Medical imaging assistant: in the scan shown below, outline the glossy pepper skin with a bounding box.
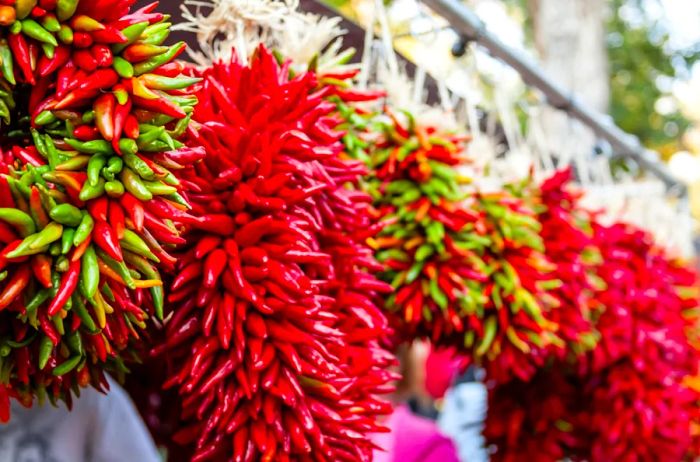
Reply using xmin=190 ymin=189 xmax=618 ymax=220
xmin=0 ymin=0 xmax=200 ymax=421
xmin=153 ymin=47 xmax=395 ymax=462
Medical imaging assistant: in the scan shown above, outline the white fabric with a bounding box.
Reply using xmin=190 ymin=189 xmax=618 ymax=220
xmin=0 ymin=378 xmax=159 ymax=462
xmin=438 ymin=382 xmax=489 ymax=462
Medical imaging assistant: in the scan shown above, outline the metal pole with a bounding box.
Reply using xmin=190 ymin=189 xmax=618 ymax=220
xmin=422 ymin=0 xmax=686 ymax=196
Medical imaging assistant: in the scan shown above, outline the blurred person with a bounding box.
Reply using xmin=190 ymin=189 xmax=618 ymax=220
xmin=0 ymin=376 xmax=160 ymax=462
xmin=372 ymin=342 xmax=460 ymax=462
xmin=438 ymin=366 xmax=489 ymax=462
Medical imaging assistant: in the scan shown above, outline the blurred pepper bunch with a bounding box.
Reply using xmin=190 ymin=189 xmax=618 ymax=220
xmin=484 ymin=174 xmax=700 ymax=462
xmin=335 ymin=101 xmax=569 ymax=382
xmin=0 ymin=0 xmax=199 ymax=419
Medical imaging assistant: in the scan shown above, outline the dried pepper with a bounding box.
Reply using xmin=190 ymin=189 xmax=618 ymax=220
xmin=157 ymin=47 xmax=394 ymax=462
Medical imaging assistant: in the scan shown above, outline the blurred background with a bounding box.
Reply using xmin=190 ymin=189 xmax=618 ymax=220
xmin=317 ymin=0 xmax=700 ymax=208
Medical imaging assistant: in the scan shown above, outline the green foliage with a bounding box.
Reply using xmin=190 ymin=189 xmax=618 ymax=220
xmin=607 ymin=0 xmax=700 ymax=153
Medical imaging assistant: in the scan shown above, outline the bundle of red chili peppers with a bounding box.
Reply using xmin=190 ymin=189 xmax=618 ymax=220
xmin=484 ymin=172 xmax=700 ymax=462
xmin=0 ymin=0 xmax=200 ymax=419
xmin=154 ymin=47 xmax=394 ymax=462
xmin=335 ymin=101 xmax=569 ymax=382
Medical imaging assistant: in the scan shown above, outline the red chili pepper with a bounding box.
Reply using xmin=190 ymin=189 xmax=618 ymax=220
xmin=7 ymin=33 xmax=34 ymax=84
xmin=73 ymin=49 xmax=98 ymax=71
xmin=108 ymin=201 xmax=126 ymax=240
xmin=87 ymin=197 xmax=109 ymax=222
xmin=91 ymin=44 xmax=113 ymax=67
xmin=38 ymin=313 xmax=60 ymax=345
xmin=47 ymin=258 xmax=80 ymax=316
xmin=132 ymin=94 xmax=186 ymax=119
xmin=112 ymin=99 xmax=132 ymax=152
xmin=93 ymin=220 xmax=123 ymax=262
xmin=0 ymin=264 xmax=30 ymax=310
xmin=31 ymin=254 xmax=53 ymax=288
xmin=120 ymin=193 xmax=144 ymax=231
xmin=38 ymin=45 xmax=70 ymax=77
xmin=73 ymin=124 xmax=99 ymax=141
xmin=94 ymin=93 xmax=116 ymax=141
xmin=203 ymin=249 xmax=227 ymax=289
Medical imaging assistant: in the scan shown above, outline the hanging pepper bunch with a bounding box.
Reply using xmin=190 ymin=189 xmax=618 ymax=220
xmin=571 ymin=221 xmax=700 ymax=461
xmin=0 ymin=0 xmax=199 ymax=418
xmin=459 ymin=188 xmax=562 ymax=383
xmin=484 ymin=218 xmax=700 ymax=461
xmin=483 ymin=365 xmax=588 ymax=462
xmin=531 ymin=169 xmax=601 ymax=360
xmin=158 ymin=46 xmax=394 ymax=462
xmin=332 ymin=99 xmax=565 ymax=381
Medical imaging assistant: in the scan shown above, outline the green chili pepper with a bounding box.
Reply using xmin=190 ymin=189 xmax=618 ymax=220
xmin=52 ymin=312 xmax=65 ymax=336
xmin=49 ymin=242 xmax=61 ymax=256
xmin=0 ymin=208 xmax=36 ymax=236
xmin=164 ymin=192 xmax=188 ymax=208
xmin=55 ymin=255 xmax=69 ymax=272
xmin=87 ymin=154 xmax=107 ymax=186
xmin=138 ymin=25 xmax=170 ymax=47
xmin=65 ymin=331 xmax=83 ymax=356
xmin=49 ymin=203 xmax=83 ymax=227
xmin=60 ymin=228 xmax=74 ymax=254
xmin=82 ymin=110 xmax=95 ymax=124
xmin=106 ymin=156 xmax=123 ymax=174
xmin=133 ymin=41 xmax=184 ymax=75
xmin=72 ymin=295 xmax=97 ymax=333
xmin=81 ymin=245 xmax=99 ymax=299
xmin=56 ymin=0 xmax=79 ymax=21
xmin=105 ymin=180 xmax=125 ymax=198
xmin=96 ymin=248 xmax=136 ymax=290
xmin=25 ymin=289 xmax=50 ymax=313
xmin=79 ymin=178 xmax=105 ymax=201
xmin=41 ymin=13 xmax=61 ymax=33
xmin=123 ymin=251 xmax=162 ymax=318
xmin=21 ymin=19 xmax=58 ymax=46
xmin=112 ymin=22 xmax=149 ymax=53
xmin=73 ymin=214 xmax=94 ymax=247
xmin=52 ymin=355 xmax=82 ymax=376
xmin=138 ymin=140 xmax=169 ymax=152
xmin=120 ymin=229 xmax=158 ymax=261
xmin=135 ymin=126 xmax=165 ymax=147
xmin=27 ymin=222 xmax=63 ymax=249
xmin=56 ymin=155 xmax=90 ymax=171
xmin=112 ymin=56 xmax=134 ymax=78
xmin=143 ymin=180 xmax=176 ymax=196
xmin=38 ymin=336 xmax=54 ymax=370
xmin=122 ymin=151 xmax=155 ymax=180
xmin=64 ymin=138 xmax=113 ymax=155
xmin=42 ymin=43 xmax=55 ymax=59
xmin=121 ymin=169 xmax=152 ymax=201
xmin=57 ymin=24 xmax=73 ymax=44
xmin=140 ymin=74 xmax=201 ymax=90
xmin=0 ymin=41 xmax=16 ymax=86
xmin=118 ymin=138 xmax=138 ymax=156
xmin=101 ymin=283 xmax=115 ymax=303
xmin=30 ymin=128 xmax=48 ymax=158
xmin=6 ymin=332 xmax=36 ymax=348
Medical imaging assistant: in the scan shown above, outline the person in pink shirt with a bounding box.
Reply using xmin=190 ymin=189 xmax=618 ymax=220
xmin=372 ymin=343 xmax=461 ymax=462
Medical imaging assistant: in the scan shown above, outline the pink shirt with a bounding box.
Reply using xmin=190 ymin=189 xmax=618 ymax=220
xmin=373 ymin=405 xmax=460 ymax=462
